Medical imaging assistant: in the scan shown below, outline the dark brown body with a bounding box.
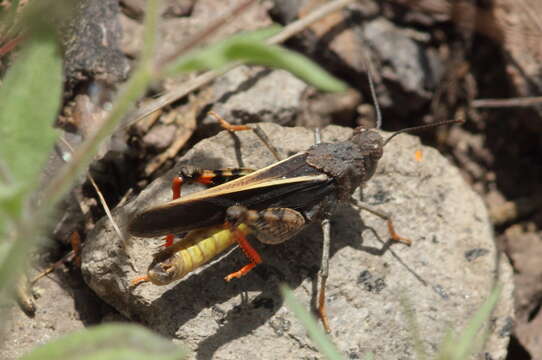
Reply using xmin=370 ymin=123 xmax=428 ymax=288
xmin=128 ymin=128 xmax=384 ymax=239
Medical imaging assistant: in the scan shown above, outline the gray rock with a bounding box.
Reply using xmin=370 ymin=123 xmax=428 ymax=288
xmin=361 ymin=18 xmax=441 ymax=110
xmin=208 ymin=66 xmax=308 ymax=126
xmin=81 ymin=123 xmax=513 ymax=359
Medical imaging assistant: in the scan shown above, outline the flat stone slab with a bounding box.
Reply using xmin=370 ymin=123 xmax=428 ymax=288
xmin=81 ymin=123 xmax=513 ymax=359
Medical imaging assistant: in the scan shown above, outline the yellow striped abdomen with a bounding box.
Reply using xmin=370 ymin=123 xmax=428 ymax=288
xmin=147 ymin=224 xmax=249 ymax=285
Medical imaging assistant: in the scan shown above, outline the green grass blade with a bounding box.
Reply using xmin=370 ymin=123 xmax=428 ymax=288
xmin=400 ymin=295 xmax=428 ymax=360
xmin=437 ymin=284 xmax=502 ymax=360
xmin=20 ymin=323 xmax=188 ymax=360
xmin=226 ymin=41 xmax=346 ymax=92
xmin=165 ymin=26 xmax=282 ymax=72
xmin=165 ymin=26 xmax=346 ymax=92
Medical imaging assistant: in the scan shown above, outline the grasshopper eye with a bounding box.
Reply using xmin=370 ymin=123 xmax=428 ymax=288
xmin=351 ymin=129 xmax=384 ymax=160
xmin=370 ymin=142 xmax=383 ymax=160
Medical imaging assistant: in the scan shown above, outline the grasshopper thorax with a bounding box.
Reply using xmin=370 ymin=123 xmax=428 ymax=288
xmin=305 ymin=127 xmax=384 ymax=201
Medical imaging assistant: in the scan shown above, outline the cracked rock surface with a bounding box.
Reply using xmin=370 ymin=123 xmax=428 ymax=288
xmin=82 ymin=123 xmax=513 ymax=359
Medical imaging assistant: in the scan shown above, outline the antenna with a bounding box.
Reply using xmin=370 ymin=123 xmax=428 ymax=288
xmin=362 ymin=53 xmax=382 ymax=130
xmin=383 ymin=118 xmax=464 ymax=147
xmin=361 ymin=48 xmax=463 ymax=143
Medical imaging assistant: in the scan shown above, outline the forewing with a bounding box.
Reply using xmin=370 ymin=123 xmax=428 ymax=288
xmin=128 ymin=152 xmax=332 ymax=237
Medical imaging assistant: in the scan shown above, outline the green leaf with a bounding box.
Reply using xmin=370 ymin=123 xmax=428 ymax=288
xmin=280 ymin=285 xmax=345 ymax=360
xmin=19 ymin=0 xmax=76 ymax=37
xmin=400 ymin=294 xmax=428 ymax=360
xmin=0 ymin=32 xmax=62 ymax=307
xmin=228 ymin=41 xmax=346 ymax=92
xmin=0 ymin=33 xmax=62 ymax=188
xmin=166 ymin=27 xmax=346 ymax=92
xmin=0 ymin=183 xmax=26 ymax=220
xmin=21 ymin=323 xmax=188 ymax=360
xmin=0 ymin=242 xmax=10 ymax=267
xmin=166 ymin=26 xmax=281 ymax=72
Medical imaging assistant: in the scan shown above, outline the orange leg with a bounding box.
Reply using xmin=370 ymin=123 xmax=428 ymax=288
xmin=70 ymin=232 xmax=82 ymax=268
xmin=30 ymin=232 xmax=82 ymax=286
xmin=351 ymin=199 xmax=412 ymax=246
xmin=208 ymin=111 xmax=282 ymax=161
xmin=208 ymin=111 xmax=252 ymax=132
xmin=192 ymin=171 xmax=220 ymax=185
xmin=164 ymin=234 xmax=175 ymax=247
xmin=386 ymin=220 xmax=411 ymax=245
xmin=163 ymin=176 xmax=184 ymax=247
xmin=131 ymin=275 xmax=150 ymax=287
xmin=171 ymin=176 xmax=183 ymax=199
xmin=318 ymin=284 xmax=331 ymax=333
xmin=318 ymin=218 xmax=332 ymax=332
xmin=224 ymin=225 xmax=262 ymax=281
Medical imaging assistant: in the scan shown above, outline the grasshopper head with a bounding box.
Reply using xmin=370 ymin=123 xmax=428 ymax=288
xmin=350 ymin=118 xmax=464 ymax=183
xmin=351 ymin=127 xmax=384 ymax=182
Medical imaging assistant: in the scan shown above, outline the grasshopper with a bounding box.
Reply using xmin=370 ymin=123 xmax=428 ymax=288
xmin=128 ymin=110 xmax=461 ymax=331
